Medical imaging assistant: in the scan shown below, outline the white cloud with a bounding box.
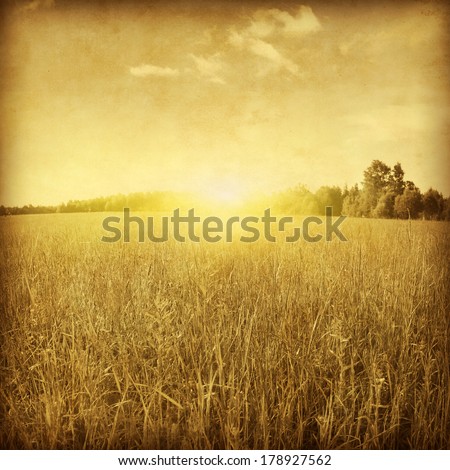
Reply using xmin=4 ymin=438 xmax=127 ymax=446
xmin=129 ymin=64 xmax=179 ymax=78
xmin=228 ymin=30 xmax=246 ymax=48
xmin=277 ymin=5 xmax=322 ymax=35
xmin=248 ymin=39 xmax=300 ymax=76
xmin=229 ymin=33 xmax=300 ymax=77
xmin=190 ymin=54 xmax=226 ymax=84
xmin=228 ymin=5 xmax=320 ymax=78
xmin=246 ymin=5 xmax=322 ymax=38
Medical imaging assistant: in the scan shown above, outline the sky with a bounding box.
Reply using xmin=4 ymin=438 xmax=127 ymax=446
xmin=1 ymin=0 xmax=449 ymax=206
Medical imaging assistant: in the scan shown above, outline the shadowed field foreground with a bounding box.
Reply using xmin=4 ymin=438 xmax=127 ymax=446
xmin=0 ymin=214 xmax=449 ymax=449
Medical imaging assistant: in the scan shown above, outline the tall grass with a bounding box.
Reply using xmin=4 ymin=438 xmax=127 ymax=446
xmin=0 ymin=214 xmax=449 ymax=449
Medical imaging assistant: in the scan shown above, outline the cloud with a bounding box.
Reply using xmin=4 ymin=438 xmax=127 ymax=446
xmin=229 ymin=33 xmax=301 ymax=77
xmin=248 ymin=39 xmax=300 ymax=76
xmin=229 ymin=30 xmax=246 ymax=48
xmin=247 ymin=5 xmax=322 ymax=38
xmin=129 ymin=64 xmax=179 ymax=78
xmin=190 ymin=54 xmax=226 ymax=84
xmin=276 ymin=5 xmax=322 ymax=35
xmin=228 ymin=5 xmax=320 ymax=78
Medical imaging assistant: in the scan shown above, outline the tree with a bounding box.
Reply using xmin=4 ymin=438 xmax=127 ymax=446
xmin=274 ymin=184 xmax=318 ymax=214
xmin=359 ymin=160 xmax=420 ymax=218
xmin=373 ymin=190 xmax=396 ymax=218
xmin=389 ymin=162 xmax=405 ymax=196
xmin=315 ymin=186 xmax=343 ymax=215
xmin=300 ymin=193 xmax=319 ymax=214
xmin=422 ymin=188 xmax=444 ymax=220
xmin=442 ymin=198 xmax=450 ymax=221
xmin=342 ymin=184 xmax=363 ymax=216
xmin=362 ymin=160 xmax=392 ymax=215
xmin=394 ymin=187 xmax=423 ymax=219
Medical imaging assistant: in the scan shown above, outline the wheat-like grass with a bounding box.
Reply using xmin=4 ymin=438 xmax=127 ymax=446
xmin=0 ymin=214 xmax=448 ymax=449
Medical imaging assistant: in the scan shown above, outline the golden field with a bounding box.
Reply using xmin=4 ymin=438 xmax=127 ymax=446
xmin=0 ymin=213 xmax=449 ymax=449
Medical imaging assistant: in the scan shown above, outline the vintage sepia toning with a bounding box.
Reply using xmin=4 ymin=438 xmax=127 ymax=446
xmin=0 ymin=0 xmax=449 ymax=450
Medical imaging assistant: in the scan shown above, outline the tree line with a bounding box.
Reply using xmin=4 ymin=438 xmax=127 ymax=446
xmin=272 ymin=160 xmax=449 ymax=220
xmin=1 ymin=160 xmax=449 ymax=220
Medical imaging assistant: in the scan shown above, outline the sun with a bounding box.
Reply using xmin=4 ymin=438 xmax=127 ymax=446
xmin=197 ymin=178 xmax=246 ymax=209
xmin=211 ymin=187 xmax=243 ymax=204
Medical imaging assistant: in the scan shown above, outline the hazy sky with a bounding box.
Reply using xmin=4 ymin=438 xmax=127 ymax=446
xmin=1 ymin=0 xmax=449 ymax=206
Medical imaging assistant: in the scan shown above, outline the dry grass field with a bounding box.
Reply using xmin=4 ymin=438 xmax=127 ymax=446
xmin=0 ymin=213 xmax=449 ymax=449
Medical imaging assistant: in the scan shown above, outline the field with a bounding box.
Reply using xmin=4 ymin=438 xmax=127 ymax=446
xmin=0 ymin=213 xmax=449 ymax=449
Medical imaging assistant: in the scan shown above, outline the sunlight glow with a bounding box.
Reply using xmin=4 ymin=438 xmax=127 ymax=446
xmin=197 ymin=179 xmax=247 ymax=209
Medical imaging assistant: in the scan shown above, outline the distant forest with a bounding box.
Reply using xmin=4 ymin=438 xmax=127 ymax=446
xmin=2 ymin=160 xmax=449 ymax=220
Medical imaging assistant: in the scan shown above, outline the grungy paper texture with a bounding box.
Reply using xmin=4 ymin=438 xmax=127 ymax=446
xmin=0 ymin=0 xmax=449 ymax=206
xmin=0 ymin=0 xmax=449 ymax=452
